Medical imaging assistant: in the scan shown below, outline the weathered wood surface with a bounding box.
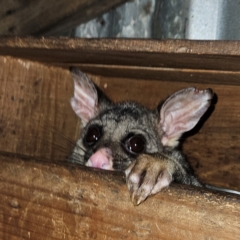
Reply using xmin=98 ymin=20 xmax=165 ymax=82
xmin=0 ymin=37 xmax=240 ymax=239
xmin=0 ymin=56 xmax=80 ymax=162
xmin=1 ymin=38 xmax=240 ymax=69
xmin=0 ymin=54 xmax=239 ymax=191
xmin=0 ymin=0 xmax=128 ymax=36
xmin=1 ymin=38 xmax=240 ymax=86
xmin=0 ymin=155 xmax=239 ymax=240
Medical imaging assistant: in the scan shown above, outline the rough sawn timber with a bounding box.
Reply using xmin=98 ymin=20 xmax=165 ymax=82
xmin=0 ymin=155 xmax=239 ymax=240
xmin=0 ymin=37 xmax=240 ymax=239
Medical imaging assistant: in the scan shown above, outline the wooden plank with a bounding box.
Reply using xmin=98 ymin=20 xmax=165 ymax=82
xmin=0 ymin=155 xmax=239 ymax=240
xmin=0 ymin=56 xmax=81 ymax=162
xmin=71 ymin=63 xmax=240 ymax=86
xmin=0 ymin=0 xmax=128 ymax=36
xmin=2 ymin=37 xmax=240 ymax=56
xmin=0 ymin=55 xmax=239 ymax=191
xmin=0 ymin=38 xmax=240 ymax=86
xmin=0 ymin=39 xmax=240 ymax=239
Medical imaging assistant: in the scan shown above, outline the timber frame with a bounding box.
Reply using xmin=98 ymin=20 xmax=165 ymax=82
xmin=0 ymin=37 xmax=239 ymax=239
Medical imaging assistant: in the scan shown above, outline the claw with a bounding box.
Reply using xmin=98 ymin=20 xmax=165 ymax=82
xmin=130 ymin=192 xmax=139 ymax=206
xmin=131 ymin=191 xmax=147 ymax=206
xmin=125 ymin=154 xmax=173 ymax=206
xmin=130 ymin=189 xmax=151 ymax=206
xmin=130 ymin=180 xmax=153 ymax=206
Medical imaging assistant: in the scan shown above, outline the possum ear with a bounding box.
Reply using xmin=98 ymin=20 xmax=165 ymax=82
xmin=159 ymin=87 xmax=213 ymax=147
xmin=70 ymin=67 xmax=112 ymax=126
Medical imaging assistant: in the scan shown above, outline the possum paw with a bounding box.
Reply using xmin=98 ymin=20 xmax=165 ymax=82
xmin=125 ymin=154 xmax=173 ymax=206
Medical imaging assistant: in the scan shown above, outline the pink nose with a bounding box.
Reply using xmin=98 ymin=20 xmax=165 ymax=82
xmin=86 ymin=148 xmax=113 ymax=170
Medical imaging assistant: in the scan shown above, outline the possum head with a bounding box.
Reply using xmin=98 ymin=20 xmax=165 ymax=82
xmin=69 ymin=68 xmax=161 ymax=170
xmin=69 ymin=67 xmax=213 ymax=173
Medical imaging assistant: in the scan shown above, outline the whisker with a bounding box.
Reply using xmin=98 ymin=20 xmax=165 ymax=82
xmin=68 ymin=151 xmax=85 ymax=163
xmin=73 ymin=142 xmax=87 ymax=153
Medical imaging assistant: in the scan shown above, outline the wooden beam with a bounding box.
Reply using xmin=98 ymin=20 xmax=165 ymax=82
xmin=0 ymin=155 xmax=239 ymax=240
xmin=0 ymin=37 xmax=240 ymax=239
xmin=2 ymin=37 xmax=240 ymax=56
xmin=0 ymin=56 xmax=80 ymax=163
xmin=0 ymin=0 xmax=129 ymax=36
xmin=72 ymin=63 xmax=240 ymax=86
xmin=0 ymin=38 xmax=240 ymax=86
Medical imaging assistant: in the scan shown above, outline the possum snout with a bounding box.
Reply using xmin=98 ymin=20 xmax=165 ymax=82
xmin=86 ymin=148 xmax=113 ymax=170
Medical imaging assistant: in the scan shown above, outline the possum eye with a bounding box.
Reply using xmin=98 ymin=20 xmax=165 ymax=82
xmin=125 ymin=135 xmax=145 ymax=155
xmin=85 ymin=126 xmax=102 ymax=145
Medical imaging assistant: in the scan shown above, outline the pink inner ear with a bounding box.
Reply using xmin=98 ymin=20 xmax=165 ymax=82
xmin=160 ymin=87 xmax=213 ymax=147
xmin=70 ymin=97 xmax=96 ymax=124
xmin=70 ymin=70 xmax=98 ymax=125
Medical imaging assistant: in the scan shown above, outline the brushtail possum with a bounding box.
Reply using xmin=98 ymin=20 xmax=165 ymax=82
xmin=68 ymin=67 xmax=214 ymax=205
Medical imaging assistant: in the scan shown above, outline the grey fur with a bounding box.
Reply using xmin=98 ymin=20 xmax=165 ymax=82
xmin=70 ymin=101 xmax=162 ymax=170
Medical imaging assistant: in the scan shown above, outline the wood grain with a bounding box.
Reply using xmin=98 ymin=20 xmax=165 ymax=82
xmin=0 ymin=38 xmax=240 ymax=239
xmin=1 ymin=38 xmax=240 ymax=85
xmin=0 ymin=0 xmax=128 ymax=36
xmin=0 ymin=56 xmax=80 ymax=162
xmin=0 ymin=155 xmax=239 ymax=240
xmin=74 ymin=63 xmax=240 ymax=86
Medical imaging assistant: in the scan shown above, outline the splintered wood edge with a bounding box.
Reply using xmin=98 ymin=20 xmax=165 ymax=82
xmin=0 ymin=155 xmax=239 ymax=239
xmin=0 ymin=37 xmax=240 ymax=55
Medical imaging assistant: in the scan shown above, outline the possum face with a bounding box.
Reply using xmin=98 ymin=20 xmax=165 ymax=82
xmin=70 ymin=102 xmax=162 ymax=171
xmin=69 ymin=67 xmax=213 ymax=173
